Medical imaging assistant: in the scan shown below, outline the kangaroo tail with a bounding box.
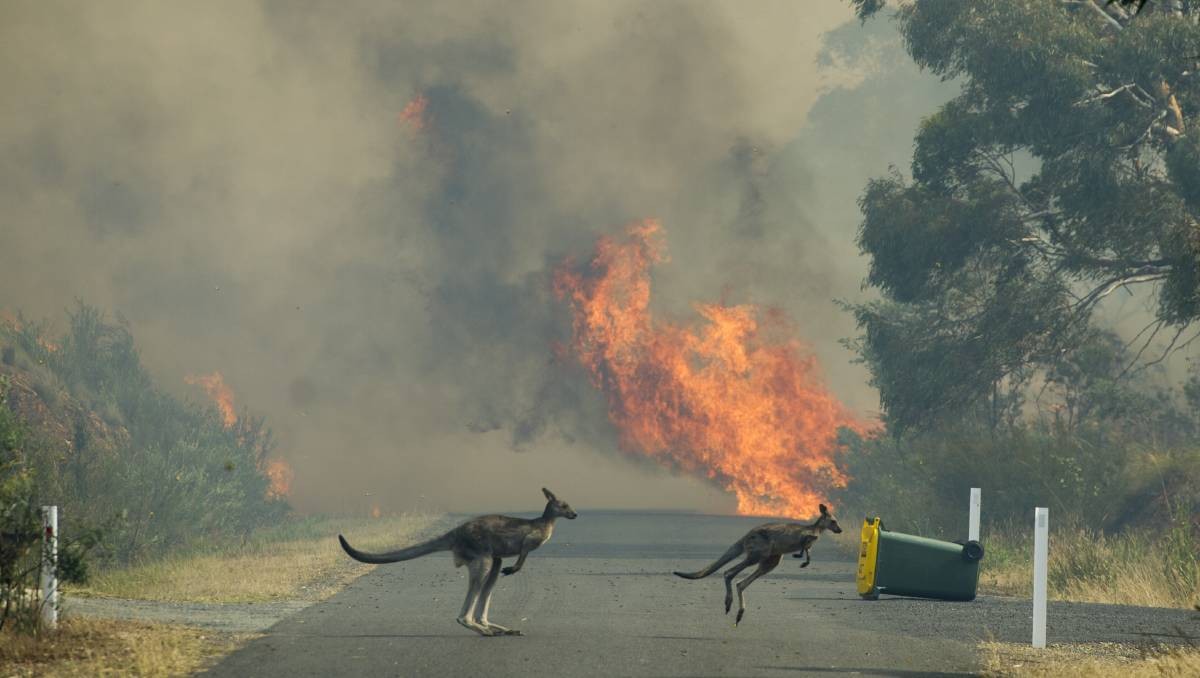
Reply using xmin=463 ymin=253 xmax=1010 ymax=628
xmin=673 ymin=542 xmax=744 ymax=579
xmin=338 ymin=532 xmax=452 ymax=564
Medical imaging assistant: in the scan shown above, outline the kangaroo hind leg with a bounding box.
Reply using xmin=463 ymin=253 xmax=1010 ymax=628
xmin=456 ymin=557 xmax=494 ymax=636
xmin=475 ymin=556 xmax=521 ymax=636
xmin=735 ymin=554 xmax=781 ymax=626
xmin=722 ymin=557 xmax=756 ymax=615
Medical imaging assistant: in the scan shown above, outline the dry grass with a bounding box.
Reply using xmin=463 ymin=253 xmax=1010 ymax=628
xmin=70 ymin=512 xmax=444 ymax=603
xmin=1 ymin=514 xmax=442 ymax=675
xmin=982 ymin=640 xmax=1200 ymax=677
xmin=979 ymin=524 xmax=1200 ymax=609
xmin=0 ymin=617 xmax=252 ymax=677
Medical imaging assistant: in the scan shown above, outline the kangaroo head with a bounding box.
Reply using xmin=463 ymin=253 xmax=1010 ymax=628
xmin=816 ymin=503 xmax=842 ymax=534
xmin=542 ymin=487 xmax=578 ymax=519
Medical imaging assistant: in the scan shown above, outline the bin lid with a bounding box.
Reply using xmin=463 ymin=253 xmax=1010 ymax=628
xmin=856 ymin=517 xmax=881 ymax=597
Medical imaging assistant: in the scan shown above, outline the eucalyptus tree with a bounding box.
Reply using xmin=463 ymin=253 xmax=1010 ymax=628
xmin=846 ymin=0 xmax=1200 ymax=433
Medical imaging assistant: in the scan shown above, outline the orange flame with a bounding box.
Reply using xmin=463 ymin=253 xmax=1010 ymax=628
xmin=262 ymin=457 xmax=294 ymax=500
xmin=185 ymin=371 xmax=237 ymax=429
xmin=554 ymin=220 xmax=869 ymax=518
xmin=399 ymin=93 xmax=429 ymax=133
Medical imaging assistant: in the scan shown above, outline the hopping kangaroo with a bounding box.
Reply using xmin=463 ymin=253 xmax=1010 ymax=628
xmin=338 ymin=487 xmax=577 ymax=637
xmin=674 ymin=503 xmax=842 ymax=625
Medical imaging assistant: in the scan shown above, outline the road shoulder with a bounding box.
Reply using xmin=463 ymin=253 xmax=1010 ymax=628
xmin=29 ymin=514 xmax=448 ymax=676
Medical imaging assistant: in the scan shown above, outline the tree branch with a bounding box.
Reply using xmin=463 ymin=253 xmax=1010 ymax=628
xmin=1118 ymin=318 xmax=1165 ymax=378
xmin=1127 ymin=323 xmax=1192 ymax=377
xmin=1074 ymin=270 xmax=1169 ymax=313
xmin=1062 ymin=0 xmax=1126 ymax=30
xmin=1167 ymin=93 xmax=1185 ymax=132
xmin=1015 ymin=226 xmax=1169 ymax=275
xmin=1075 ymin=83 xmax=1141 ymax=106
xmin=1100 ymin=0 xmax=1133 ymax=22
xmin=1121 ymin=109 xmax=1169 ymax=149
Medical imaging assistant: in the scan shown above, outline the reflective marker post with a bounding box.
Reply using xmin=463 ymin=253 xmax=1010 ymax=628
xmin=41 ymin=505 xmax=58 ymax=629
xmin=968 ymin=488 xmax=981 ymax=542
xmin=1032 ymin=507 xmax=1048 ymax=648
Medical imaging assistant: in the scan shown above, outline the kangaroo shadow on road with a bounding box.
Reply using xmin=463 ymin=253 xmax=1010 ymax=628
xmin=267 ymin=632 xmax=498 ymax=640
xmin=762 ymin=572 xmax=854 ymax=583
xmin=757 ymin=667 xmax=974 ymax=677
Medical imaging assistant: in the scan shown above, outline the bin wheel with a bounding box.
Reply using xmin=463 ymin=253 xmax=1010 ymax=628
xmin=962 ymin=540 xmax=985 ymax=562
xmin=860 ymin=588 xmax=880 ymax=601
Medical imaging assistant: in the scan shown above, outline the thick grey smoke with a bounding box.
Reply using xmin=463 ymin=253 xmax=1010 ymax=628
xmin=0 ymin=1 xmax=951 ymax=514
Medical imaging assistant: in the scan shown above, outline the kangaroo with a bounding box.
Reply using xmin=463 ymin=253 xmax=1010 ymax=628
xmin=673 ymin=503 xmax=842 ymax=625
xmin=338 ymin=487 xmax=577 ymax=637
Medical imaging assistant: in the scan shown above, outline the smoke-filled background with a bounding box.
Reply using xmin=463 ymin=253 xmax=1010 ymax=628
xmin=0 ymin=1 xmax=955 ymax=514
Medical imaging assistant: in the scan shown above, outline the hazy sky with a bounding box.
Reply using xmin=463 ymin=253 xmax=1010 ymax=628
xmin=0 ymin=1 xmax=959 ymax=515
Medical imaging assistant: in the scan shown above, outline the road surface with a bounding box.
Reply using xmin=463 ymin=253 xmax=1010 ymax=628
xmin=202 ymin=511 xmax=1198 ymax=677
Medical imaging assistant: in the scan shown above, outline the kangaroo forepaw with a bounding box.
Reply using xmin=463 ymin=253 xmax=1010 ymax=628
xmin=501 ymin=566 xmax=518 ymax=576
xmin=735 ymin=609 xmax=745 ymax=626
xmin=724 ymin=597 xmax=732 ymax=614
xmin=800 ymin=561 xmax=810 ymax=568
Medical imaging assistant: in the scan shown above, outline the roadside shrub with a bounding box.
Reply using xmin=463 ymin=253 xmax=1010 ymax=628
xmin=834 ymin=422 xmax=1133 ymax=539
xmin=0 ymin=376 xmax=97 ymax=634
xmin=1 ymin=304 xmax=288 ymax=565
xmin=834 ymin=421 xmax=1200 ymax=608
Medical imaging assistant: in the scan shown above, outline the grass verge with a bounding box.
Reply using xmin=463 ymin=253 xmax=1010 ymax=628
xmin=0 ymin=617 xmax=254 ymax=677
xmin=979 ymin=523 xmax=1199 ymax=609
xmin=70 ymin=512 xmax=444 ymax=603
xmin=2 ymin=513 xmax=442 ymax=676
xmin=982 ymin=640 xmax=1200 ymax=677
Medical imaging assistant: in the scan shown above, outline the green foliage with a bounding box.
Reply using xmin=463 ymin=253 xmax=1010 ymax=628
xmin=0 ymin=469 xmax=43 ymax=634
xmin=1 ymin=303 xmax=287 ymax=565
xmin=0 ymin=463 xmax=99 ymax=634
xmin=847 ymin=0 xmax=1200 ymax=432
xmin=836 ymin=424 xmax=1125 ymax=538
xmin=0 ymin=377 xmax=66 ymax=633
xmin=849 ymin=0 xmax=887 ymax=23
xmin=831 ymin=3 xmax=1200 ymax=606
xmin=835 ymin=377 xmax=1199 ymax=606
xmin=1165 ymin=134 xmax=1200 ymax=213
xmin=836 ymin=319 xmax=1200 ymax=528
xmin=0 ymin=377 xmax=20 ymax=455
xmin=53 ymin=304 xmax=151 ymax=414
xmin=1163 ymin=495 xmax=1200 ymax=598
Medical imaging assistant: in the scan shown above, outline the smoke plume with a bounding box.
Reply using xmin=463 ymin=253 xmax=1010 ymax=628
xmin=0 ymin=1 xmax=945 ymax=514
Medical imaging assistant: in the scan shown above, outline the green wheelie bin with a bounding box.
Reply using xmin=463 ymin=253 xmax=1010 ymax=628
xmin=856 ymin=517 xmax=985 ymax=601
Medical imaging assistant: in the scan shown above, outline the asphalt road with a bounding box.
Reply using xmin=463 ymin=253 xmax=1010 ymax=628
xmin=203 ymin=511 xmax=1199 ymax=677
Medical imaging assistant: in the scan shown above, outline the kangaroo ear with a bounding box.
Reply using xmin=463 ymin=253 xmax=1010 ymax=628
xmin=542 ymin=487 xmax=557 ymax=502
xmin=819 ymin=503 xmax=828 ymax=515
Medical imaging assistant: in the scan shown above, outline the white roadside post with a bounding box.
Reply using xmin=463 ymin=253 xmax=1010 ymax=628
xmin=1032 ymin=507 xmax=1049 ymax=649
xmin=41 ymin=505 xmax=58 ymax=629
xmin=968 ymin=488 xmax=981 ymax=542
